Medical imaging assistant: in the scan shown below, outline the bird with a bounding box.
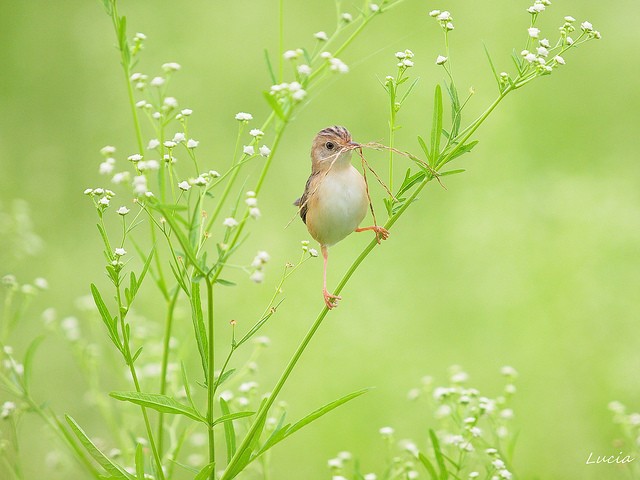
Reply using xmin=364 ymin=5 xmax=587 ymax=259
xmin=294 ymin=126 xmax=389 ymax=309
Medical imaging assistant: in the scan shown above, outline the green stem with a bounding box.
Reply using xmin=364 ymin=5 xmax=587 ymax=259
xmin=205 ymin=277 xmax=216 ymax=476
xmin=157 ymin=288 xmax=180 ymax=455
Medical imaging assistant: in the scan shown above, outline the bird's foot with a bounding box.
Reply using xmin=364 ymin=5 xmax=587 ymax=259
xmin=372 ymin=226 xmax=390 ymax=244
xmin=323 ymin=289 xmax=342 ymax=310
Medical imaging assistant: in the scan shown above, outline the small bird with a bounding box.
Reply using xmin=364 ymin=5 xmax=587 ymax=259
xmin=294 ymin=126 xmax=389 ymax=309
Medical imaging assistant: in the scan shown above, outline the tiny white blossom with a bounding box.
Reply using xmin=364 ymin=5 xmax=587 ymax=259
xmin=341 ymin=13 xmax=353 ymax=22
xmin=223 ymin=217 xmax=239 ymax=228
xmin=114 ymin=248 xmax=127 ymax=257
xmin=429 ymin=10 xmax=441 ymax=17
xmin=83 ymin=188 xmax=93 ymax=195
xmin=320 ymin=51 xmax=332 ymax=59
xmin=437 ymin=11 xmax=452 ymax=21
xmin=402 ymin=59 xmax=414 ymax=67
xmin=524 ymin=53 xmax=537 ymax=63
xmin=539 ymin=38 xmax=550 ymax=48
xmin=147 ymin=139 xmax=160 ymax=149
xmin=364 ymin=475 xmax=377 ymax=480
xmin=128 ymin=154 xmax=143 ymax=162
xmin=181 ymin=108 xmax=193 ymax=116
xmin=163 ymin=140 xmax=177 ymax=148
xmin=309 ymin=248 xmax=318 ymax=257
xmin=369 ymin=4 xmax=380 ymax=12
xmin=101 ymin=145 xmax=116 ymax=155
xmin=314 ymin=31 xmax=329 ymax=41
xmin=98 ymin=197 xmax=110 ymax=206
xmin=292 ymin=89 xmax=307 ymax=101
xmin=297 ymin=64 xmax=312 ymax=75
xmin=209 ymin=170 xmax=221 ymax=178
xmin=249 ymin=207 xmax=261 ymax=219
xmin=152 ymin=112 xmax=162 ymax=119
xmin=99 ymin=162 xmax=114 ymax=175
xmin=492 ymin=459 xmax=506 ymax=469
xmin=250 ymin=270 xmax=264 ymax=283
xmin=162 ymin=62 xmax=181 ymax=72
xmin=163 ymin=97 xmax=178 ymax=108
xmin=178 ymin=181 xmax=191 ymax=191
xmin=566 ymin=36 xmax=574 ymax=45
xmin=564 ymin=15 xmax=576 ymax=23
xmin=135 ymin=100 xmax=146 ymax=108
xmin=173 ymin=132 xmax=186 ymax=143
xmin=112 ymin=172 xmax=130 ymax=184
xmin=245 ymin=197 xmax=258 ymax=207
xmin=150 ymin=76 xmax=165 ymax=87
xmin=499 ymin=470 xmax=512 ymax=480
xmin=329 ymin=58 xmax=349 ymax=73
xmin=328 ymin=458 xmax=342 ymax=469
xmin=554 ymin=55 xmax=566 ymax=65
xmin=187 ymin=139 xmax=199 ymax=148
xmin=283 ymin=50 xmax=299 ymax=60
xmin=528 ymin=27 xmax=540 ymax=38
xmin=581 ymin=21 xmax=593 ymax=31
xmin=243 ymin=145 xmax=255 ymax=155
xmin=34 ymin=278 xmax=49 ymax=290
xmin=235 ymin=112 xmax=253 ymax=121
xmin=250 ymin=129 xmax=264 ymax=137
xmin=536 ymin=46 xmax=549 ymax=57
xmin=379 ymin=426 xmax=394 ymax=436
xmin=259 ymin=145 xmax=271 ymax=157
xmin=193 ymin=176 xmax=207 ymax=186
xmin=446 ymin=22 xmax=455 ymax=31
xmin=117 ymin=206 xmax=130 ymax=216
xmin=436 ymin=55 xmax=448 ymax=65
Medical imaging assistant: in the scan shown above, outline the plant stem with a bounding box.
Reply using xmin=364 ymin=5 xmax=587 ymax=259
xmin=205 ymin=277 xmax=216 ymax=476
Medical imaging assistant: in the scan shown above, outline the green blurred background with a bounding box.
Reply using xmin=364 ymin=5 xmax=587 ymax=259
xmin=1 ymin=0 xmax=639 ymax=478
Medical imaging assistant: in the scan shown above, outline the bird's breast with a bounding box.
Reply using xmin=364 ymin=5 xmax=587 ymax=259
xmin=306 ymin=165 xmax=369 ymax=246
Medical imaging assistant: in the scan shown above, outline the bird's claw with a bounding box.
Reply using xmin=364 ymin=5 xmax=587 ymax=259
xmin=373 ymin=226 xmax=390 ymax=244
xmin=323 ymin=289 xmax=342 ymax=310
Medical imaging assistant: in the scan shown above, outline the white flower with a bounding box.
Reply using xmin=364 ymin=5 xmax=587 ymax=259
xmin=114 ymin=248 xmax=127 ymax=257
xmin=99 ymin=162 xmax=114 ymax=175
xmin=329 ymin=58 xmax=349 ymax=73
xmin=163 ymin=97 xmax=178 ymax=108
xmin=245 ymin=197 xmax=258 ymax=207
xmin=554 ymin=55 xmax=566 ymax=65
xmin=364 ymin=475 xmax=377 ymax=480
xmin=436 ymin=55 xmax=448 ymax=65
xmin=101 ymin=145 xmax=116 ymax=155
xmin=470 ymin=426 xmax=482 ymax=437
xmin=328 ymin=458 xmax=342 ymax=469
xmin=309 ymin=248 xmax=318 ymax=257
xmin=379 ymin=426 xmax=394 ymax=436
xmin=428 ymin=9 xmax=441 ymax=17
xmin=163 ymin=140 xmax=177 ymax=148
xmin=445 ymin=22 xmax=455 ymax=31
xmin=223 ymin=217 xmax=239 ymax=228
xmin=536 ymin=46 xmax=549 ymax=57
xmin=250 ymin=129 xmax=264 ymax=137
xmin=369 ymin=4 xmax=380 ymax=12
xmin=341 ymin=13 xmax=353 ymax=22
xmin=34 ymin=277 xmax=49 ymax=290
xmin=402 ymin=59 xmax=414 ymax=67
xmin=193 ymin=176 xmax=207 ymax=186
xmin=320 ymin=51 xmax=332 ymax=59
xmin=235 ymin=112 xmax=253 ymax=121
xmin=250 ymin=270 xmax=264 ymax=283
xmin=395 ymin=51 xmax=407 ymax=59
xmin=138 ymin=160 xmax=159 ymax=171
xmin=187 ymin=139 xmax=199 ymax=148
xmin=117 ymin=206 xmax=130 ymax=216
xmin=173 ymin=132 xmax=186 ymax=143
xmin=297 ymin=64 xmax=312 ymax=75
xmin=111 ymin=172 xmax=130 ymax=184
xmin=259 ymin=145 xmax=271 ymax=157
xmin=209 ymin=170 xmax=220 ymax=178
xmin=499 ymin=470 xmax=512 ymax=480
xmin=152 ymin=112 xmax=162 ymax=119
xmin=292 ymin=89 xmax=307 ymax=101
xmin=135 ymin=100 xmax=146 ymax=108
xmin=162 ymin=62 xmax=181 ymax=72
xmin=249 ymin=207 xmax=261 ymax=219
xmin=181 ymin=108 xmax=193 ymax=116
xmin=128 ymin=154 xmax=143 ymax=162
xmin=150 ymin=76 xmax=165 ymax=87
xmin=437 ymin=11 xmax=452 ymax=21
xmin=134 ymin=32 xmax=146 ymax=40
xmin=527 ymin=3 xmax=545 ymax=13
xmin=178 ymin=181 xmax=191 ymax=191
xmin=1 ymin=401 xmax=16 ymax=419
xmin=243 ymin=145 xmax=255 ymax=155
xmin=566 ymin=36 xmax=574 ymax=45
xmin=469 ymin=473 xmax=480 ymax=479
xmin=528 ymin=27 xmax=540 ymax=38
xmin=147 ymin=139 xmax=160 ymax=149
xmin=539 ymin=38 xmax=550 ymax=48
xmin=283 ymin=50 xmax=299 ymax=60
xmin=524 ymin=53 xmax=537 ymax=63
xmin=581 ymin=21 xmax=593 ymax=31
xmin=500 ymin=408 xmax=514 ymax=419
xmin=314 ymin=31 xmax=329 ymax=41
xmin=492 ymin=459 xmax=505 ymax=469
xmin=98 ymin=197 xmax=110 ymax=206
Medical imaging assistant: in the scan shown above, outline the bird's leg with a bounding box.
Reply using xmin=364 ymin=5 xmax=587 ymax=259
xmin=321 ymin=245 xmax=341 ymax=309
xmin=355 ymin=225 xmax=390 ymax=244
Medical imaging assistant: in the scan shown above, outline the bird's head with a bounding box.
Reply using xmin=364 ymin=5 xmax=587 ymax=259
xmin=310 ymin=125 xmax=360 ymax=170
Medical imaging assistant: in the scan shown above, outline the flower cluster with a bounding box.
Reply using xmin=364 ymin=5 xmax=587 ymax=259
xmin=300 ymin=240 xmax=318 ymax=258
xmin=270 ymin=81 xmax=308 ymax=102
xmin=245 ymin=191 xmax=261 ymax=219
xmin=83 ymin=186 xmax=117 ymax=208
xmin=320 ymin=52 xmax=349 ymax=74
xmin=249 ymin=250 xmax=270 ymax=283
xmin=395 ymin=49 xmax=415 ymax=69
xmin=429 ymin=9 xmax=454 ymax=31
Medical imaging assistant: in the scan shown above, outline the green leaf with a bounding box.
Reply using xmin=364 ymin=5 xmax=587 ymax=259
xmin=194 ymin=462 xmax=216 ymax=480
xmin=220 ymin=398 xmax=237 ymax=463
xmin=153 ymin=205 xmax=202 ymax=274
xmin=445 ymin=81 xmax=461 ymax=138
xmin=263 ymin=91 xmax=285 ymax=120
xmin=109 ymin=391 xmax=206 ymax=423
xmin=212 ymin=410 xmax=255 ymax=427
xmin=429 ymin=429 xmax=449 ymax=480
xmin=190 ymin=282 xmax=209 ymax=380
xmin=483 ymin=43 xmax=501 ymax=91
xmin=264 ymin=49 xmax=276 ymax=85
xmin=417 ymin=136 xmax=432 ymax=164
xmin=215 ymin=369 xmax=236 ymax=389
xmin=23 ymin=335 xmax=44 ymax=391
xmin=255 ymin=412 xmax=290 ymax=457
xmin=236 ymin=299 xmax=284 ymax=348
xmin=430 ymin=84 xmax=443 ymax=164
xmin=399 ymin=78 xmax=420 ymax=105
xmin=215 ymin=278 xmax=236 ymax=287
xmin=443 ymin=140 xmax=479 ymax=166
xmin=134 ymin=444 xmax=144 ymax=479
xmin=65 ymin=415 xmax=136 ymax=480
xmin=91 ymin=284 xmax=122 ymax=353
xmin=439 ymin=169 xmax=465 ymax=177
xmin=419 ymin=452 xmax=439 ymax=480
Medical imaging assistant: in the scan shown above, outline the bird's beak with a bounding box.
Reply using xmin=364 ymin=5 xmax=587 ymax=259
xmin=348 ymin=141 xmax=361 ymax=149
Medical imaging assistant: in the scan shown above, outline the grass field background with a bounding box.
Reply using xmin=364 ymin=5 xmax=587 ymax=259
xmin=1 ymin=0 xmax=639 ymax=478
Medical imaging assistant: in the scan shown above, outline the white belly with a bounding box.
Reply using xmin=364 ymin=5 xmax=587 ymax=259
xmin=307 ymin=165 xmax=369 ymax=246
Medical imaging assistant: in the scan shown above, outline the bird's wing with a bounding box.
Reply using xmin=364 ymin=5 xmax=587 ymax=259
xmin=294 ymin=172 xmax=319 ymax=225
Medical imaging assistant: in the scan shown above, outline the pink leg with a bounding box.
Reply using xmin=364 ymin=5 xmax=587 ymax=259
xmin=355 ymin=225 xmax=390 ymax=244
xmin=321 ymin=245 xmax=341 ymax=309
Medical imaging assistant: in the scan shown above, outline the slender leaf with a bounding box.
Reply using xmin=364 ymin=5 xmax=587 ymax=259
xmin=264 ymin=49 xmax=276 ymax=85
xmin=399 ymin=77 xmax=420 ymax=105
xmin=417 ymin=135 xmax=432 ymax=164
xmin=263 ymin=92 xmax=286 ymax=120
xmin=429 ymin=429 xmax=449 ymax=480
xmin=109 ymin=391 xmax=206 ymax=423
xmin=220 ymin=398 xmax=237 ymax=463
xmin=419 ymin=452 xmax=439 ymax=480
xmin=194 ymin=462 xmax=216 ymax=480
xmin=91 ymin=284 xmax=122 ymax=352
xmin=430 ymin=84 xmax=443 ymax=163
xmin=214 ymin=368 xmax=236 ymax=389
xmin=215 ymin=278 xmax=236 ymax=287
xmin=439 ymin=169 xmax=465 ymax=177
xmin=483 ymin=43 xmax=501 ymax=91
xmin=212 ymin=411 xmax=255 ymax=427
xmin=134 ymin=444 xmax=144 ymax=480
xmin=23 ymin=335 xmax=44 ymax=391
xmin=190 ymin=282 xmax=209 ymax=380
xmin=66 ymin=415 xmax=135 ymax=480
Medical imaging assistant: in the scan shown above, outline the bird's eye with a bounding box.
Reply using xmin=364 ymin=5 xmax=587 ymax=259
xmin=325 ymin=141 xmax=335 ymax=150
